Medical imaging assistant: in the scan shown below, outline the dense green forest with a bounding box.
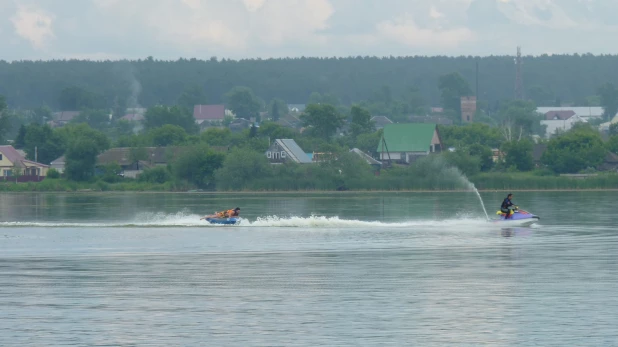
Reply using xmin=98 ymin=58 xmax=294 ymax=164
xmin=2 ymin=54 xmax=618 ymax=111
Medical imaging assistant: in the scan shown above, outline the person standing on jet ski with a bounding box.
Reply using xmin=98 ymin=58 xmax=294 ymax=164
xmin=500 ymin=194 xmax=515 ymax=219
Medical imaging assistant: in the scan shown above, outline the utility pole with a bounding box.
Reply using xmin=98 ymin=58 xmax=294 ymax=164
xmin=35 ymin=146 xmax=38 ymax=163
xmin=515 ymin=46 xmax=524 ymax=100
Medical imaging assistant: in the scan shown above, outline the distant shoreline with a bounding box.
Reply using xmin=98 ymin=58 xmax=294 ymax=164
xmin=2 ymin=188 xmax=617 ymax=194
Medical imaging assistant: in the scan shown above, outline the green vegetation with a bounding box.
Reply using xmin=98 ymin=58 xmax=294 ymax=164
xmin=2 ymin=55 xmax=618 ymax=192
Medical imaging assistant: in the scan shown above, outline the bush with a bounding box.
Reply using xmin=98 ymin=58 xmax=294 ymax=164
xmin=138 ymin=166 xmax=172 ymax=184
xmin=47 ymin=168 xmax=60 ymax=179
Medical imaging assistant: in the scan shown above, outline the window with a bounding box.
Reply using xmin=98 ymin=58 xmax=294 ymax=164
xmin=281 ymin=151 xmax=286 ymax=158
xmin=0 ymin=154 xmax=3 ymax=160
xmin=267 ymin=151 xmax=272 ymax=158
xmin=4 ymin=169 xmax=12 ymax=177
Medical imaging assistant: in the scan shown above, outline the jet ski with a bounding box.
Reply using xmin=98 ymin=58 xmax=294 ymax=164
xmin=204 ymin=217 xmax=240 ymax=225
xmin=492 ymin=207 xmax=539 ymax=227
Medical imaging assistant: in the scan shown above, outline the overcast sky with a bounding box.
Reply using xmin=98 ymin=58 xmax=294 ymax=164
xmin=1 ymin=0 xmax=616 ymax=61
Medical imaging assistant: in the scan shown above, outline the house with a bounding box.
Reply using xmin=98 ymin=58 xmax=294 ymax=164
xmin=265 ymin=139 xmax=312 ymax=164
xmin=276 ymin=114 xmax=303 ymax=129
xmin=48 ymin=111 xmax=80 ymax=128
xmin=536 ymin=107 xmax=612 ymax=121
xmin=370 ymin=116 xmax=393 ymax=130
xmin=193 ymin=104 xmax=226 ymax=130
xmin=229 ymin=118 xmax=252 ymax=133
xmin=288 ymin=104 xmax=305 ymax=113
xmin=0 ymin=145 xmax=49 ymax=181
xmin=96 ymin=146 xmax=229 ymax=178
xmin=350 ymin=148 xmax=382 ymax=174
xmin=376 ymin=123 xmax=442 ymax=164
xmin=599 ymin=114 xmax=618 ymax=133
xmin=541 ymin=113 xmax=586 ymax=138
xmin=50 ymin=156 xmax=66 ymax=174
xmin=599 ymin=152 xmax=618 ymax=172
xmin=491 ymin=148 xmax=504 ymax=163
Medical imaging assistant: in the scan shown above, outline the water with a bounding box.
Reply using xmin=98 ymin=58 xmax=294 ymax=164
xmin=1 ymin=191 xmax=617 ymax=346
xmin=472 ymin=184 xmax=490 ymax=220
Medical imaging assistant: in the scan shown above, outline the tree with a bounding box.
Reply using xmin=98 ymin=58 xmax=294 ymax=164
xmin=607 ymin=135 xmax=618 ymax=154
xmin=497 ymin=100 xmax=545 ymax=138
xmin=201 ymin=127 xmax=233 ymax=147
xmin=65 ymin=137 xmax=100 ymax=181
xmin=356 ymin=130 xmax=382 ymax=155
xmin=172 ymin=144 xmax=225 ymax=189
xmin=225 ymin=86 xmax=262 ymax=120
xmin=541 ymin=127 xmax=606 ymax=173
xmin=55 ymin=123 xmax=110 ymax=153
xmin=14 ymin=124 xmax=27 ymax=149
xmin=23 ymin=124 xmax=65 ymax=164
xmin=215 ymin=148 xmax=273 ymax=190
xmin=438 ymin=72 xmax=473 ymax=115
xmin=58 ymin=86 xmax=104 ymax=110
xmin=268 ymin=98 xmax=288 ymax=121
xmin=597 ymin=82 xmax=618 ymax=121
xmin=129 ymin=147 xmax=149 ymax=171
xmin=501 ymin=140 xmax=534 ymax=171
xmin=300 ymin=103 xmax=346 ymax=141
xmin=468 ymin=143 xmax=494 ymax=172
xmin=177 ymin=85 xmax=208 ymax=110
xmin=443 ymin=150 xmax=482 ymax=177
xmin=0 ymin=95 xmax=9 ymax=143
xmin=143 ymin=105 xmax=198 ymax=134
xmin=31 ymin=106 xmax=52 ymax=124
xmin=71 ymin=109 xmax=111 ymax=129
xmin=349 ymin=105 xmax=375 ymax=140
xmin=148 ymin=124 xmax=188 ymax=146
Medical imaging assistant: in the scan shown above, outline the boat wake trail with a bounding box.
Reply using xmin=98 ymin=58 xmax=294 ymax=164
xmin=0 ymin=212 xmax=491 ymax=229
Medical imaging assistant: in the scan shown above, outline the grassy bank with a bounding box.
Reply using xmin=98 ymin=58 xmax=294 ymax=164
xmin=2 ymin=172 xmax=617 ymax=192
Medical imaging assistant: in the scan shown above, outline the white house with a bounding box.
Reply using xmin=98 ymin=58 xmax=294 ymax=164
xmin=540 ymin=111 xmax=587 ymax=138
xmin=536 ymin=106 xmax=610 ymax=121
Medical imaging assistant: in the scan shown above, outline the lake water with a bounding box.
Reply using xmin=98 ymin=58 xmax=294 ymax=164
xmin=0 ymin=191 xmax=616 ymax=346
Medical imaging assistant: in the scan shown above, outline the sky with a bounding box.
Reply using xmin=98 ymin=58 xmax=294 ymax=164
xmin=1 ymin=0 xmax=617 ymax=61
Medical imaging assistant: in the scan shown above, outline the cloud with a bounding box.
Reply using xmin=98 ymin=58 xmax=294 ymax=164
xmin=10 ymin=5 xmax=55 ymax=50
xmin=376 ymin=15 xmax=475 ymax=48
xmin=243 ymin=0 xmax=266 ymax=12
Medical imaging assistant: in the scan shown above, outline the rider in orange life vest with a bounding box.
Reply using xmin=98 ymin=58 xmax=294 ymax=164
xmin=201 ymin=207 xmax=240 ymax=220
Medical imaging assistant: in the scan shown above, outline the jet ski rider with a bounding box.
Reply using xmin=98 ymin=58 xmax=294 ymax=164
xmin=500 ymin=194 xmax=515 ymax=219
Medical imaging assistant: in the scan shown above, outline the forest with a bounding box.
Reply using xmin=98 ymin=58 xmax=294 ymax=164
xmin=2 ymin=54 xmax=618 ymax=112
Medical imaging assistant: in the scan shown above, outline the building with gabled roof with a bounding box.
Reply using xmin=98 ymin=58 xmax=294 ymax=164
xmin=265 ymin=139 xmax=312 ymax=164
xmin=0 ymin=145 xmax=50 ymax=181
xmin=376 ymin=123 xmax=442 ymax=164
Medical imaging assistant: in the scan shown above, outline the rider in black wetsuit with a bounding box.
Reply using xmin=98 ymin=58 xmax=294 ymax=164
xmin=501 ymin=194 xmax=515 ymax=219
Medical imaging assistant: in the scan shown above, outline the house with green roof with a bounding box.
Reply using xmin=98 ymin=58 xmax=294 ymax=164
xmin=376 ymin=123 xmax=442 ymax=164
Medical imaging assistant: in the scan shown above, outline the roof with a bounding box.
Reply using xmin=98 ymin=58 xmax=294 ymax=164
xmin=370 ymin=116 xmax=393 ymax=125
xmin=605 ymin=152 xmax=618 ymax=164
xmin=52 ymin=111 xmax=80 ymax=122
xmin=51 ymin=156 xmax=65 ymax=164
xmin=120 ymin=113 xmax=144 ymax=122
xmin=377 ymin=123 xmax=437 ymax=153
xmin=274 ymin=139 xmax=312 ymax=163
xmin=0 ymin=145 xmax=49 ymax=167
xmin=193 ymin=104 xmax=225 ymax=120
xmin=545 ymin=110 xmax=575 ymax=120
xmin=536 ymin=107 xmax=607 ymax=118
xmin=350 ymin=148 xmax=381 ymax=166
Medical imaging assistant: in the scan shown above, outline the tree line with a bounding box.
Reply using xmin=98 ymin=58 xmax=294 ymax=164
xmin=2 ymin=55 xmax=618 ymax=113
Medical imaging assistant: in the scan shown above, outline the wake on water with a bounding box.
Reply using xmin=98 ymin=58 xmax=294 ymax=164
xmin=0 ymin=211 xmax=492 ymax=229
